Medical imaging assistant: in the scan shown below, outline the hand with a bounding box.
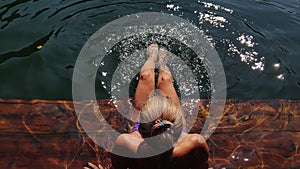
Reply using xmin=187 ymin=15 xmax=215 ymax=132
xmin=84 ymin=162 xmax=104 ymax=169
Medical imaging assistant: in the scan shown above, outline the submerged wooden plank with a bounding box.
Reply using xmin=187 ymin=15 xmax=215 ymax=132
xmin=0 ymin=99 xmax=299 ymax=169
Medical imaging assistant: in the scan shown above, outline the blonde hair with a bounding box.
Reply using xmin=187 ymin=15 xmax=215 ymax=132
xmin=138 ymin=96 xmax=185 ymax=149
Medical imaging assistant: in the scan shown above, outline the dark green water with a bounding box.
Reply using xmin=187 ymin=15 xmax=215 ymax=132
xmin=0 ymin=0 xmax=300 ymax=100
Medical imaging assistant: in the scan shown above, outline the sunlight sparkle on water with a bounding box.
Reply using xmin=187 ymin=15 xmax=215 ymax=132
xmin=237 ymin=34 xmax=255 ymax=47
xmin=277 ymin=74 xmax=284 ymax=80
xmin=274 ymin=63 xmax=280 ymax=69
xmin=198 ymin=11 xmax=227 ymax=28
xmin=228 ymin=42 xmax=264 ymax=71
xmin=166 ymin=4 xmax=181 ymax=11
xmin=194 ymin=1 xmax=265 ymax=71
xmin=102 ymin=72 xmax=107 ymax=76
xmin=199 ymin=1 xmax=233 ymax=14
xmin=97 ymin=2 xmax=266 ymax=102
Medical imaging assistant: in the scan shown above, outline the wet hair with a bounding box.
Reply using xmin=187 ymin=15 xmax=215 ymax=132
xmin=138 ymin=96 xmax=185 ymax=150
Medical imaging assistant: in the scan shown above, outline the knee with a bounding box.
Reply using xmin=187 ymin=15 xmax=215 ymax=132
xmin=158 ymin=72 xmax=173 ymax=84
xmin=140 ymin=69 xmax=154 ymax=82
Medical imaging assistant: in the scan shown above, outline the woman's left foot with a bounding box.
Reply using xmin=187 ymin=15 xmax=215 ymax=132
xmin=141 ymin=44 xmax=158 ymax=70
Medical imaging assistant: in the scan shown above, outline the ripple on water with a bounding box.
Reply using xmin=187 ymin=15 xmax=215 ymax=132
xmin=0 ymin=1 xmax=299 ymax=98
xmin=94 ymin=1 xmax=267 ymax=102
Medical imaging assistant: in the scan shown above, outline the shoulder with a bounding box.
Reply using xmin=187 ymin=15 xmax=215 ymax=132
xmin=115 ymin=131 xmax=144 ymax=153
xmin=186 ymin=134 xmax=208 ymax=148
xmin=172 ymin=133 xmax=209 ymax=158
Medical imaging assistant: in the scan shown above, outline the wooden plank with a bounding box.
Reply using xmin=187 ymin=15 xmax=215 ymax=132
xmin=0 ymin=99 xmax=299 ymax=169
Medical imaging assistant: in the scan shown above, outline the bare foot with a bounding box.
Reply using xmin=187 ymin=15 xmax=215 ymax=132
xmin=158 ymin=47 xmax=171 ymax=74
xmin=141 ymin=44 xmax=158 ymax=71
xmin=147 ymin=44 xmax=159 ymax=60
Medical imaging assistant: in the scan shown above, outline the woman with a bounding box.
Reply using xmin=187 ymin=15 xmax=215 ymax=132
xmin=86 ymin=44 xmax=209 ymax=169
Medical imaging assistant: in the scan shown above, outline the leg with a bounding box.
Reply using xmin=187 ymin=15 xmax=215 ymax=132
xmin=132 ymin=44 xmax=158 ymax=112
xmin=157 ymin=48 xmax=180 ymax=106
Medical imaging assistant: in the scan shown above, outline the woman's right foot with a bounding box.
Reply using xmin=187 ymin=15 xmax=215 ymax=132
xmin=158 ymin=47 xmax=171 ymax=74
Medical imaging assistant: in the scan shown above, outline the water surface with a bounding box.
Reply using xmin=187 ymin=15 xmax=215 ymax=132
xmin=0 ymin=0 xmax=300 ymax=99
